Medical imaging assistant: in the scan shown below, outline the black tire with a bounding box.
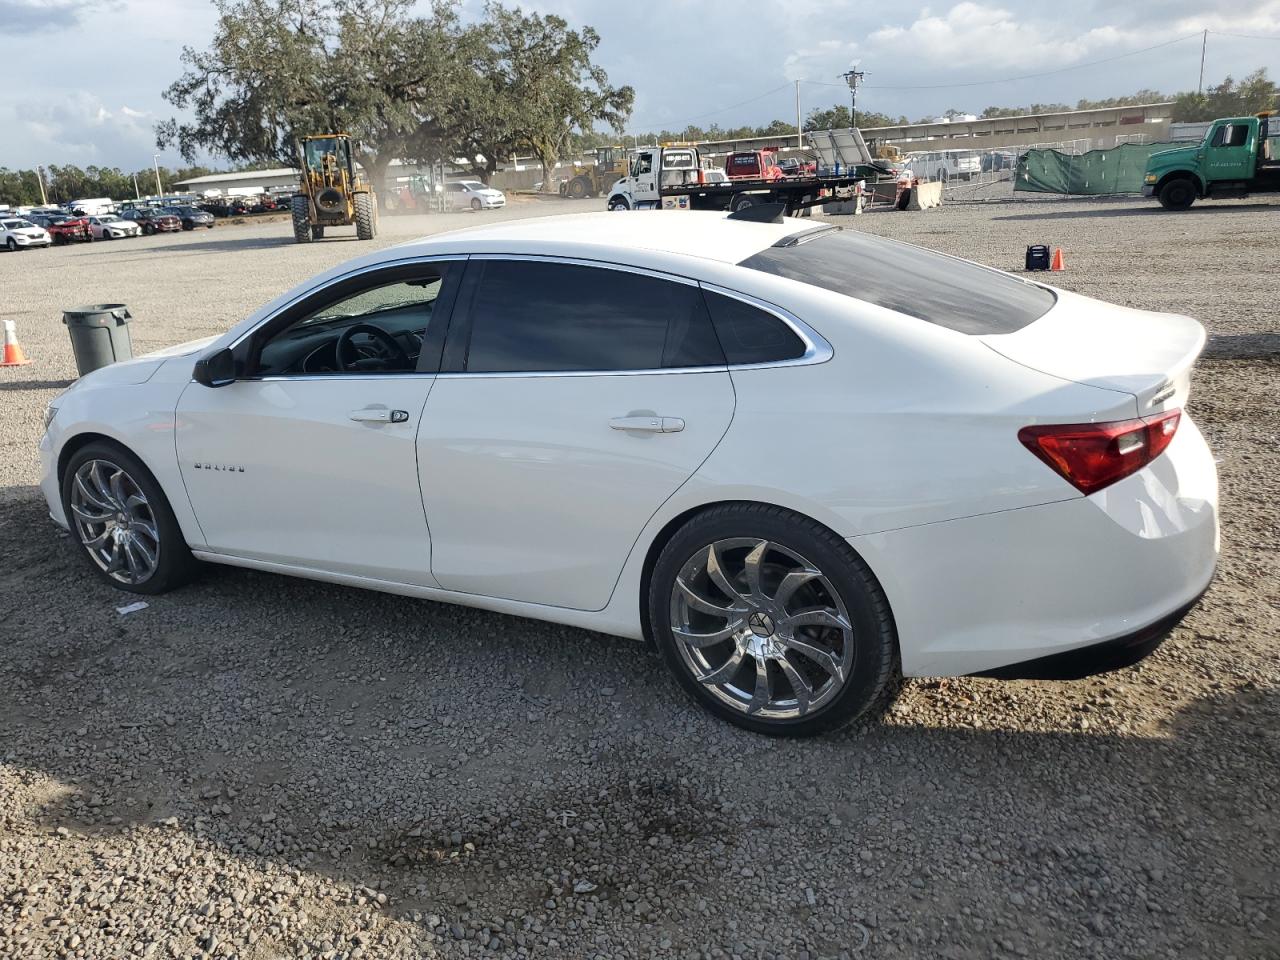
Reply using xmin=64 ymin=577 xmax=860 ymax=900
xmin=608 ymin=196 xmax=630 ymax=211
xmin=311 ymin=224 xmax=325 ymax=240
xmin=730 ymin=194 xmax=760 ymax=212
xmin=470 ymin=197 xmax=482 ymax=212
xmin=649 ymin=504 xmax=899 ymax=737
xmin=354 ymin=192 xmax=376 ymax=239
xmin=1158 ymin=177 xmax=1196 ymax=211
xmin=291 ymin=195 xmax=312 ymax=243
xmin=60 ymin=440 xmax=198 ymax=596
xmin=567 ymin=177 xmax=589 ymax=200
xmin=6 ymin=238 xmax=15 ymax=251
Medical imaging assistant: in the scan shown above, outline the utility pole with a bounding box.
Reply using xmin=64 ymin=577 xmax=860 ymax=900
xmin=1197 ymin=29 xmax=1207 ymax=95
xmin=152 ymin=154 xmax=164 ymax=198
xmin=795 ymin=79 xmax=803 ymax=148
xmin=36 ymin=166 xmax=48 ymax=205
xmin=132 ymin=174 xmax=140 ymax=200
xmin=841 ymin=68 xmax=865 ymax=129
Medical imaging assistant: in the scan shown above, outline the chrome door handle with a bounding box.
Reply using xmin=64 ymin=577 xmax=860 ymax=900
xmin=350 ymin=408 xmax=409 ymax=423
xmin=610 ymin=416 xmax=685 ymax=433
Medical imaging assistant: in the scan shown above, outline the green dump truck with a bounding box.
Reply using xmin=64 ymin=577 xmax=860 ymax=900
xmin=1143 ymin=112 xmax=1280 ymax=210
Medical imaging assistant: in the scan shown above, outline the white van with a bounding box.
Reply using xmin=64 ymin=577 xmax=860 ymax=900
xmin=907 ymin=151 xmax=981 ymax=182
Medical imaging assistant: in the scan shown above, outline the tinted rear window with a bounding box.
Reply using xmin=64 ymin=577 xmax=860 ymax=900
xmin=739 ymin=230 xmax=1055 ymax=334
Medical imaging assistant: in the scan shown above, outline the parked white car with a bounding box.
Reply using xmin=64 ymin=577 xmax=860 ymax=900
xmin=1 ymin=217 xmax=51 ymax=250
xmin=909 ymin=150 xmax=982 ymax=182
xmin=39 ymin=212 xmax=1217 ymax=736
xmin=88 ymin=214 xmax=143 ymax=240
xmin=444 ymin=180 xmax=505 ymax=211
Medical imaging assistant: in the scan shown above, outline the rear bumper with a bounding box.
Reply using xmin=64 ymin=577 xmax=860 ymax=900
xmin=973 ymin=587 xmax=1208 ymax=679
xmin=850 ymin=415 xmax=1219 ymax=677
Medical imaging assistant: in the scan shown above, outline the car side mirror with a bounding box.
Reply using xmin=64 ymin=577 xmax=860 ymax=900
xmin=193 ymin=347 xmax=236 ymax=388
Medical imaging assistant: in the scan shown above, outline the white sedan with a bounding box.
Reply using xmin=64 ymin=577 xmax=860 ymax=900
xmin=38 ymin=211 xmax=1218 ymax=736
xmin=88 ymin=214 xmax=143 ymax=239
xmin=1 ymin=217 xmax=51 ymax=250
xmin=444 ymin=180 xmax=506 ymax=211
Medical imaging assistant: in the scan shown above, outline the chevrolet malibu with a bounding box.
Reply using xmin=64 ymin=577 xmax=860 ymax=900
xmin=39 ymin=212 xmax=1218 ymax=736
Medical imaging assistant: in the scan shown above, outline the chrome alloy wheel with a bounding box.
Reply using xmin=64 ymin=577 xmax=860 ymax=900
xmin=669 ymin=538 xmax=855 ymax=720
xmin=69 ymin=459 xmax=160 ymax=585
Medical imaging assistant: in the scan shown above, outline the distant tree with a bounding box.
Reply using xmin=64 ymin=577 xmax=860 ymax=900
xmin=1172 ymin=69 xmax=1279 ymax=121
xmin=472 ymin=4 xmax=633 ymax=190
xmin=158 ymin=0 xmax=470 ymax=203
xmin=803 ymin=105 xmax=904 ymax=131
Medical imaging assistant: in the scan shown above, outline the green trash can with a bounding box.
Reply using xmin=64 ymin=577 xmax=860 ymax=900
xmin=63 ymin=304 xmax=133 ymax=376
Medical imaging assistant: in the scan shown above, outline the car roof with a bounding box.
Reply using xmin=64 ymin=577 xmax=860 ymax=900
xmin=398 ymin=211 xmax=798 ymax=267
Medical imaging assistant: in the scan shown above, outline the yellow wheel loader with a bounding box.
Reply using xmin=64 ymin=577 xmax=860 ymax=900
xmin=559 ymin=146 xmax=629 ymax=199
xmin=291 ymin=134 xmax=377 ymax=243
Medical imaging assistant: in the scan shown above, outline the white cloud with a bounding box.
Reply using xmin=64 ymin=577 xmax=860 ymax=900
xmin=4 ymin=93 xmax=178 ymax=168
xmin=0 ymin=0 xmax=116 ymax=33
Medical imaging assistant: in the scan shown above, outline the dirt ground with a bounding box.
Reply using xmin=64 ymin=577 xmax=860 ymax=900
xmin=1 ymin=195 xmax=1277 ymax=960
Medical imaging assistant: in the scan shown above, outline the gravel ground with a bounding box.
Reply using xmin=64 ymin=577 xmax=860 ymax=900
xmin=1 ymin=194 xmax=1277 ymax=960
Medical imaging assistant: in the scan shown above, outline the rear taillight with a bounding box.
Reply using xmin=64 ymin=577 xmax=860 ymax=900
xmin=1018 ymin=410 xmax=1181 ymax=495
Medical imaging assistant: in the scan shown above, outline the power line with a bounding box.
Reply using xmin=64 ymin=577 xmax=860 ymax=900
xmin=632 ymin=83 xmax=792 ymax=131
xmin=816 ymin=33 xmax=1202 ymax=90
xmin=1208 ymin=29 xmax=1280 ymax=41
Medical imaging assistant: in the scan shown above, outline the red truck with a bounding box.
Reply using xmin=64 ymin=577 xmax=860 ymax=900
xmin=724 ymin=149 xmax=786 ymax=181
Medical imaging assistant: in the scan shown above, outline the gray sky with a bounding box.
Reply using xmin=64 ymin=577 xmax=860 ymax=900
xmin=2 ymin=0 xmax=1278 ymax=170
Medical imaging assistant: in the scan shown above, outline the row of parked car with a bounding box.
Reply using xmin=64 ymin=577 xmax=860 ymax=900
xmin=0 ymin=202 xmax=222 ymax=251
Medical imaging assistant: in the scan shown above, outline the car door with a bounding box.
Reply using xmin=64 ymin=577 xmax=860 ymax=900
xmin=418 ymin=256 xmax=736 ymax=610
xmin=176 ymin=259 xmax=462 ymax=585
xmin=630 ymin=151 xmax=659 ymax=205
xmin=1205 ymin=121 xmax=1255 ymax=181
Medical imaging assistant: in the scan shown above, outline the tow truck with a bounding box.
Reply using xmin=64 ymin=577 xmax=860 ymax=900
xmin=606 ymin=143 xmax=895 ymax=214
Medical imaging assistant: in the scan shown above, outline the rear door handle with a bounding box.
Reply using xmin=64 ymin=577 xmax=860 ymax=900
xmin=350 ymin=408 xmax=409 ymax=423
xmin=610 ymin=416 xmax=684 ymax=433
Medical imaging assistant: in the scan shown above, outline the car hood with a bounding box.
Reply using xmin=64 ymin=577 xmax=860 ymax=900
xmin=11 ymin=227 xmax=46 ymax=237
xmin=65 ymin=335 xmax=219 ymax=390
xmin=103 ymin=221 xmax=139 ymax=230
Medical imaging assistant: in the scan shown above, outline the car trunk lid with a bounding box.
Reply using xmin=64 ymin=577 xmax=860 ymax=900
xmin=979 ymin=287 xmax=1205 ymax=418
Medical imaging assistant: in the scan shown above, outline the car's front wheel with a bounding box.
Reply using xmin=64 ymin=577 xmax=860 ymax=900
xmin=61 ymin=442 xmax=197 ymax=595
xmin=650 ymin=504 xmax=899 ymax=737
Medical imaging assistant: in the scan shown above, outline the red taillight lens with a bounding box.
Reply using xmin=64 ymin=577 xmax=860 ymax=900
xmin=1018 ymin=410 xmax=1181 ymax=495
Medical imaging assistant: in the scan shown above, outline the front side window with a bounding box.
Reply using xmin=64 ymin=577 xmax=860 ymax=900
xmin=1212 ymin=124 xmax=1249 ymax=148
xmin=461 ymin=261 xmax=723 ymax=373
xmin=740 ymin=229 xmax=1055 ymax=335
xmin=254 ymin=271 xmax=448 ymax=376
xmin=633 ymin=155 xmax=653 ymax=176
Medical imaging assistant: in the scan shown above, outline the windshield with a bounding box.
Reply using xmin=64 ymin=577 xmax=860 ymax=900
xmin=458 ymin=181 xmax=485 ymax=190
xmin=304 ymin=137 xmax=348 ymax=173
xmin=99 ymin=214 xmax=119 ymax=222
xmin=740 ymin=229 xmax=1056 ymax=335
xmin=4 ymin=219 xmax=33 ymax=229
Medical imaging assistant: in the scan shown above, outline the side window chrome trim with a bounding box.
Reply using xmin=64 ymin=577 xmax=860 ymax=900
xmin=227 ymin=253 xmax=465 ymax=352
xmin=699 ymin=282 xmax=834 ymax=370
xmin=467 ymin=252 xmax=701 ymax=287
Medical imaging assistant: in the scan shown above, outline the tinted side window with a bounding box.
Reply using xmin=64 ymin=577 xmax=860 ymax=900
xmin=463 ymin=261 xmax=722 ymax=373
xmin=703 ymin=291 xmax=806 ymax=365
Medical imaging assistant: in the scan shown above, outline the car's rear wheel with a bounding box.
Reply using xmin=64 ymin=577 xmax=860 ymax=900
xmin=61 ymin=442 xmax=197 ymax=595
xmin=650 ymin=504 xmax=899 ymax=737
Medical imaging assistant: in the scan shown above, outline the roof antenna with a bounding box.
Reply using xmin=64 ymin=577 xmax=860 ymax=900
xmin=726 ymin=202 xmax=787 ymax=224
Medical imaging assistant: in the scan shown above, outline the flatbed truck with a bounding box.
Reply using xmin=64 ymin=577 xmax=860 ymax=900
xmin=606 ymin=145 xmax=894 ymax=214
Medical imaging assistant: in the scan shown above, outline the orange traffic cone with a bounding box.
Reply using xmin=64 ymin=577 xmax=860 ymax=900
xmin=1050 ymin=247 xmax=1066 ymax=271
xmin=1 ymin=318 xmax=31 ymax=366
